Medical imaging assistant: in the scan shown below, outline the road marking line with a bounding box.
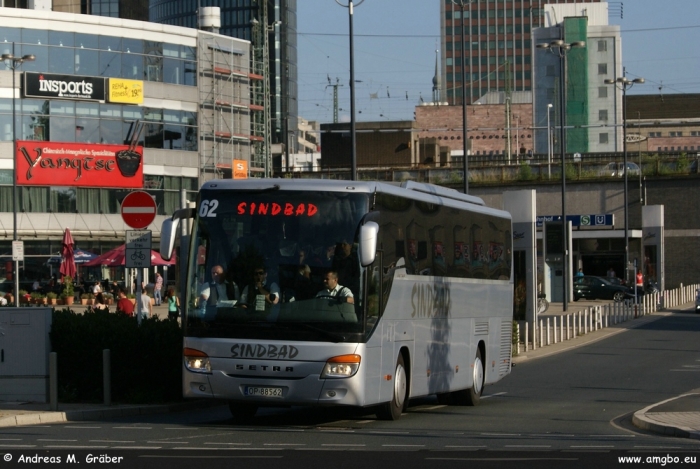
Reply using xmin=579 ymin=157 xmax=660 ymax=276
xmin=64 ymin=426 xmax=101 ymax=429
xmin=37 ymin=439 xmax=78 ymax=442
xmin=370 ymin=431 xmax=409 ymax=435
xmin=204 ymin=442 xmax=252 ymax=445
xmin=382 ymin=444 xmax=425 ymax=447
xmin=264 ymin=443 xmax=306 ymax=446
xmin=418 ymin=405 xmax=447 ymax=410
xmin=482 ymin=392 xmax=508 ymax=399
xmin=44 ymin=445 xmax=109 ymax=449
xmin=90 ymin=440 xmax=135 ymax=443
xmin=112 ymin=426 xmax=152 ymax=429
xmin=570 ymin=445 xmax=615 ymax=448
xmin=112 ymin=446 xmax=161 ymax=450
xmin=0 ymin=444 xmax=36 ymax=448
xmin=355 ymin=420 xmax=373 ymax=424
xmin=321 ymin=444 xmax=366 ymax=447
xmin=505 ymin=445 xmax=551 ymax=448
xmin=147 ymin=441 xmax=187 ymax=444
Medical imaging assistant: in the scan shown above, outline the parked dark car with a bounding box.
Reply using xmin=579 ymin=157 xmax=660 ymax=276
xmin=573 ymin=275 xmax=638 ymax=302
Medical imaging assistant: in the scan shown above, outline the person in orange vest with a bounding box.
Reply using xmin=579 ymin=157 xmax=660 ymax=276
xmin=636 ymin=270 xmax=644 ymax=288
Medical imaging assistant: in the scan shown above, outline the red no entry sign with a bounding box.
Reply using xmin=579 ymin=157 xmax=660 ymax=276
xmin=121 ymin=191 xmax=157 ymax=229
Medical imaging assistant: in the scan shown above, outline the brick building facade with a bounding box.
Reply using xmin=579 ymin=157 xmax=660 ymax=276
xmin=415 ymin=102 xmax=534 ymax=158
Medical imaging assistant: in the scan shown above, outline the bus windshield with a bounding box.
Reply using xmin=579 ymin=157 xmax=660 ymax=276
xmin=185 ymin=188 xmax=371 ymax=343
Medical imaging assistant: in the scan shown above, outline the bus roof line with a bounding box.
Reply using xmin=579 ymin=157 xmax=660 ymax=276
xmin=400 ymin=181 xmax=485 ymax=206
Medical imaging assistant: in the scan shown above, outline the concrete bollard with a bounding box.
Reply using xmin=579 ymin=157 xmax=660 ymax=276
xmin=50 ymin=352 xmax=58 ymax=411
xmin=525 ymin=322 xmax=529 ymax=352
xmin=566 ymin=314 xmax=570 ymax=340
xmin=103 ymin=349 xmax=111 ymax=406
xmin=539 ymin=320 xmax=544 ymax=348
xmin=560 ymin=315 xmax=564 ymax=343
xmin=546 ymin=317 xmax=551 ymax=346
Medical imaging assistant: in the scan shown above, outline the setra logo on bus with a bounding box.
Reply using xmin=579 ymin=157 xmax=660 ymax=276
xmin=231 ymin=343 xmax=300 ymax=359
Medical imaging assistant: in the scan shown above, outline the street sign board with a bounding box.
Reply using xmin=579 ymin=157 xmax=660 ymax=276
xmin=12 ymin=241 xmax=24 ymax=261
xmin=125 ymin=230 xmax=151 ymax=268
xmin=121 ymin=191 xmax=157 ymax=229
xmin=536 ymin=214 xmax=613 ymax=228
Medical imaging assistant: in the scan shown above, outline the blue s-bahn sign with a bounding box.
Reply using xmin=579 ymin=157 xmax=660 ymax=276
xmin=536 ymin=214 xmax=614 ymax=228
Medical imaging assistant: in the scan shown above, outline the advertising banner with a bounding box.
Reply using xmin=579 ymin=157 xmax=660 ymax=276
xmin=108 ymin=78 xmax=144 ymax=104
xmin=16 ymin=141 xmax=143 ymax=188
xmin=23 ymin=72 xmax=106 ymax=102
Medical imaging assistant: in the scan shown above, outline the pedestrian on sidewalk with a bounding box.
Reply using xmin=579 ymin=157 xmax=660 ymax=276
xmin=576 ymin=268 xmax=584 ymax=278
xmin=140 ymin=290 xmax=154 ymax=319
xmin=166 ymin=287 xmax=180 ymax=321
xmin=154 ymin=272 xmax=163 ymax=306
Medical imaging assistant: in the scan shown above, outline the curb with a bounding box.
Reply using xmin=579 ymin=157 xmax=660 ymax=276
xmin=631 ymin=394 xmax=700 ymax=440
xmin=0 ymin=400 xmax=222 ymax=428
xmin=512 ymin=311 xmax=669 ymax=365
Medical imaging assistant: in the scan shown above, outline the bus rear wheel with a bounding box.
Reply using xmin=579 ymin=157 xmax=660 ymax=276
xmin=228 ymin=401 xmax=258 ymax=423
xmin=451 ymin=347 xmax=484 ymax=406
xmin=376 ymin=354 xmax=408 ymax=420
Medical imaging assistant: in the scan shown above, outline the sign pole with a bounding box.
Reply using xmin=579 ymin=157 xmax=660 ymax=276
xmin=136 ymin=269 xmax=142 ymax=325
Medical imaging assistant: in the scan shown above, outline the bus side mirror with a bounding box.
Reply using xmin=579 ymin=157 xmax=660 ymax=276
xmin=160 ymin=218 xmax=180 ymax=261
xmin=359 ymin=221 xmax=379 ymax=267
xmin=160 ymin=207 xmax=196 ymax=260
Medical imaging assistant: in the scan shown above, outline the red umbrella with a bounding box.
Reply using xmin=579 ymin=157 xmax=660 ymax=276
xmin=59 ymin=227 xmax=77 ymax=279
xmin=83 ymin=244 xmax=176 ymax=267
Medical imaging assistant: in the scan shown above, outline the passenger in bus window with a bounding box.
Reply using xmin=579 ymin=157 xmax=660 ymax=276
xmin=240 ymin=265 xmax=280 ymax=313
xmin=316 ymin=270 xmax=354 ymax=304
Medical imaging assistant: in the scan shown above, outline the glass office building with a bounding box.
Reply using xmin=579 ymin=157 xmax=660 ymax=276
xmin=441 ymin=0 xmax=602 ymax=105
xmin=0 ymin=8 xmax=251 ymax=286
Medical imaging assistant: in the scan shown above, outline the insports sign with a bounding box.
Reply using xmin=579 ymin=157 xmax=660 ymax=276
xmin=24 ymin=72 xmax=106 ymax=102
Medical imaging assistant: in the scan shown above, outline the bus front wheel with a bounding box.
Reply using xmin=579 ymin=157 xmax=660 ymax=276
xmin=376 ymin=354 xmax=408 ymax=420
xmin=228 ymin=401 xmax=258 ymax=423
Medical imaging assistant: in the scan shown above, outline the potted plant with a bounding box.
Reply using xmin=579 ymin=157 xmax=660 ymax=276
xmin=30 ymin=292 xmax=46 ymax=305
xmin=47 ymin=291 xmax=58 ymax=305
xmin=19 ymin=289 xmax=29 ymax=304
xmin=61 ymin=276 xmax=75 ymax=305
xmin=127 ymin=293 xmax=136 ymax=306
xmin=80 ymin=293 xmax=91 ymax=305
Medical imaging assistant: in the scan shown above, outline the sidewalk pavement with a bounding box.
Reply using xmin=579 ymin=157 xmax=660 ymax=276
xmin=1 ymin=302 xmax=698 ymax=440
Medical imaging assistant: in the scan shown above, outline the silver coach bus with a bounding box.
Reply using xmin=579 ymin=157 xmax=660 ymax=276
xmin=160 ymin=179 xmax=513 ymax=421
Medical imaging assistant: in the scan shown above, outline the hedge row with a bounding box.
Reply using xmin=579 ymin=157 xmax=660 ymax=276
xmin=49 ymin=308 xmax=183 ymax=403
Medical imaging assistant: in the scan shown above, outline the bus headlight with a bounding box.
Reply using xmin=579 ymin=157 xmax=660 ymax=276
xmin=184 ymin=347 xmax=211 ymax=374
xmin=321 ymin=354 xmax=361 ymax=379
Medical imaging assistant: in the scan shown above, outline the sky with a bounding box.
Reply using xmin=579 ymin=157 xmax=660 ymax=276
xmin=296 ymin=0 xmax=700 ymax=125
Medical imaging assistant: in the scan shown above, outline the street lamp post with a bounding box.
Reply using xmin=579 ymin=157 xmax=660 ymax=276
xmin=536 ymin=39 xmax=585 ymax=313
xmin=2 ymin=43 xmax=35 ymax=307
xmin=335 ymin=0 xmax=364 ymax=181
xmin=605 ymin=68 xmax=645 ymax=285
xmin=451 ymin=0 xmax=473 ymax=194
xmin=547 ymin=103 xmax=553 ymax=179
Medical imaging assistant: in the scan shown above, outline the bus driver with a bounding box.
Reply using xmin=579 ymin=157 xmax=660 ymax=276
xmin=316 ymin=270 xmax=354 ymax=304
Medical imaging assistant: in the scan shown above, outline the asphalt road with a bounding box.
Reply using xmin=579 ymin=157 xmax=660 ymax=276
xmin=2 ymin=309 xmax=700 ymax=468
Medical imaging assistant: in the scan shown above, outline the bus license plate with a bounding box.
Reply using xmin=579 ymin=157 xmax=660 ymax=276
xmin=244 ymin=386 xmax=283 ymax=398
